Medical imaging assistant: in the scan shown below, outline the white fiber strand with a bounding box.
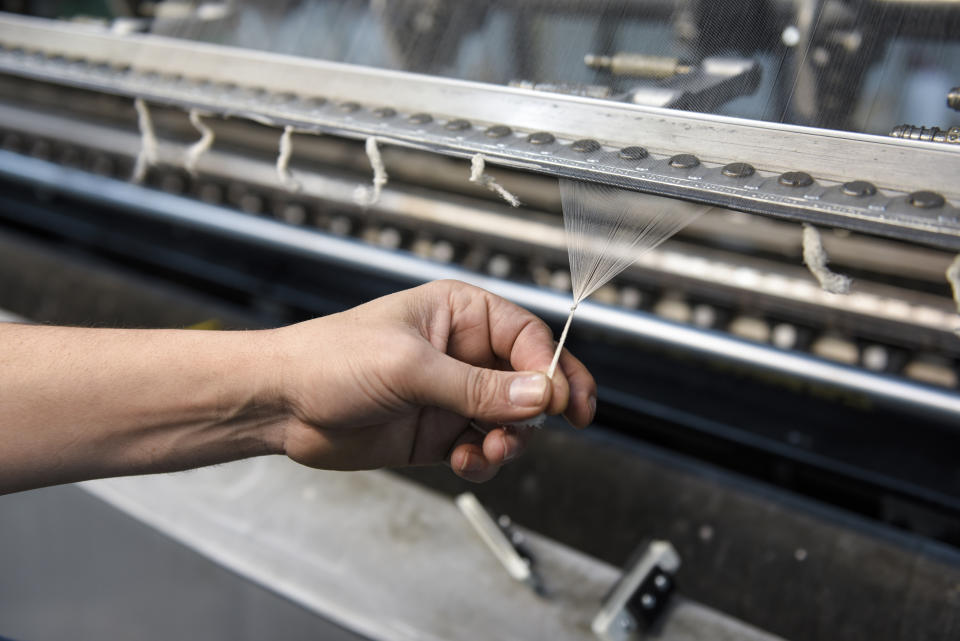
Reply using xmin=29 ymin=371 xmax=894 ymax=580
xmin=560 ymin=179 xmax=707 ymax=305
xmin=507 ymin=180 xmax=705 ymax=431
xmin=276 ymin=126 xmax=301 ymax=191
xmin=131 ymin=98 xmax=158 ymax=184
xmin=469 ymin=154 xmax=521 ymax=207
xmin=547 ymin=305 xmax=577 ymax=379
xmin=802 ymin=223 xmax=851 ymax=294
xmin=354 ymin=136 xmax=389 ymax=206
xmin=946 ymin=255 xmax=960 ymax=336
xmin=184 ymin=110 xmax=215 ymax=176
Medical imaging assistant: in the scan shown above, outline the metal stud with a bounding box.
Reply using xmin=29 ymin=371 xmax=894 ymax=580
xmin=778 ymin=171 xmax=813 ymax=187
xmin=445 ymin=118 xmax=472 ymax=131
xmin=408 ymin=112 xmax=433 ymax=125
xmin=572 ymin=139 xmax=601 ymax=153
xmin=485 ymin=125 xmax=512 ymax=138
xmin=669 ymin=153 xmax=699 ymax=169
xmin=339 ymin=101 xmax=361 ymax=113
xmin=619 ymin=146 xmax=648 ymax=160
xmin=841 ymin=180 xmax=876 ymax=197
xmin=527 ymin=131 xmax=556 ymax=145
xmin=722 ymin=162 xmax=755 ymax=178
xmin=373 ymin=107 xmax=397 ymax=118
xmin=908 ymin=191 xmax=945 ymax=209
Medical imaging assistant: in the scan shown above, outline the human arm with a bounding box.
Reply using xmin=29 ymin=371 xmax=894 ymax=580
xmin=0 ymin=280 xmax=596 ymax=494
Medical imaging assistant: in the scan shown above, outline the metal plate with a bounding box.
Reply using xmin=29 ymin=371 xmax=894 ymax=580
xmin=0 ymin=15 xmax=958 ymax=248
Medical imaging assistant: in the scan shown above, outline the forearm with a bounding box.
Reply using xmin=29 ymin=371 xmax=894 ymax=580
xmin=0 ymin=323 xmax=287 ymax=494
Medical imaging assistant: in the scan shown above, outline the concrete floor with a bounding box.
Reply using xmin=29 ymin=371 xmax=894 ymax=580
xmin=0 ymin=485 xmax=366 ymax=641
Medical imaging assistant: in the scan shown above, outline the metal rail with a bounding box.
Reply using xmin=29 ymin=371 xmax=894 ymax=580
xmin=1 ymin=100 xmax=953 ymax=339
xmin=0 ymin=14 xmax=958 ymax=249
xmin=2 ymin=149 xmax=959 ymax=423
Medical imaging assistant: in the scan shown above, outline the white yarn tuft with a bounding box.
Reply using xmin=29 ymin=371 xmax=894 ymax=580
xmin=131 ymin=98 xmax=158 ymax=184
xmin=946 ymin=254 xmax=960 ymax=337
xmin=469 ymin=154 xmax=521 ymax=207
xmin=276 ymin=126 xmax=301 ymax=191
xmin=506 ymin=179 xmax=705 ymax=430
xmin=184 ymin=110 xmax=215 ymax=176
xmin=354 ymin=136 xmax=389 ymax=207
xmin=802 ymin=223 xmax=852 ymax=294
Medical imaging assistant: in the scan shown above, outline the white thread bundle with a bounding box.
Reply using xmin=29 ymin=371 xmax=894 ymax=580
xmin=545 ymin=179 xmax=708 ymax=377
xmin=131 ymin=98 xmax=158 ymax=183
xmin=946 ymin=255 xmax=960 ymax=336
xmin=469 ymin=154 xmax=521 ymax=208
xmin=184 ymin=109 xmax=215 ymax=176
xmin=802 ymin=223 xmax=851 ymax=294
xmin=354 ymin=136 xmax=389 ymax=206
xmin=276 ymin=126 xmax=301 ymax=191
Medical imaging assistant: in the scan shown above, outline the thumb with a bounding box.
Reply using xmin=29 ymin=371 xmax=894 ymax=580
xmin=413 ymin=352 xmax=551 ymax=423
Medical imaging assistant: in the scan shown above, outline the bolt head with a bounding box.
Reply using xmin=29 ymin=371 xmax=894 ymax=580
xmin=408 ymin=112 xmax=433 ymax=125
xmin=572 ymin=138 xmax=601 ymax=153
xmin=527 ymin=131 xmax=556 ymax=145
xmin=619 ymin=146 xmax=648 ymax=160
xmin=908 ymin=191 xmax=945 ymax=209
xmin=640 ymin=593 xmax=657 ymax=609
xmin=338 ymin=101 xmax=361 ymax=113
xmin=722 ymin=162 xmax=755 ymax=178
xmin=373 ymin=107 xmax=396 ymax=118
xmin=445 ymin=119 xmax=472 ymax=131
xmin=841 ymin=180 xmax=876 ymax=197
xmin=779 ymin=171 xmax=813 ymax=187
xmin=485 ymin=125 xmax=512 ymax=138
xmin=669 ymin=153 xmax=699 ymax=169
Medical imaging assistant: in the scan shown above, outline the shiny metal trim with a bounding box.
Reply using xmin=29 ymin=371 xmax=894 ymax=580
xmin=0 ymin=15 xmax=958 ymax=248
xmin=1 ymin=150 xmax=958 ymax=423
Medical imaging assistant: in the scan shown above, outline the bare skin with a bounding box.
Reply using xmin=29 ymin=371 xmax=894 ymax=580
xmin=0 ymin=280 xmax=596 ymax=494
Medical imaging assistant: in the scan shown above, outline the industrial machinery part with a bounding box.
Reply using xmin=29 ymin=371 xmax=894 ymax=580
xmin=455 ymin=492 xmax=542 ymax=592
xmin=889 ymin=124 xmax=960 ymax=145
xmin=584 ymin=53 xmax=693 ymax=78
xmin=592 ymin=541 xmax=681 ymax=640
xmin=948 ymin=86 xmax=960 ymax=112
xmin=0 ymin=14 xmax=957 ymax=250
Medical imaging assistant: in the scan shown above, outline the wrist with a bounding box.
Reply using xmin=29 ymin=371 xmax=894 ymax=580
xmin=234 ymin=327 xmax=291 ymax=456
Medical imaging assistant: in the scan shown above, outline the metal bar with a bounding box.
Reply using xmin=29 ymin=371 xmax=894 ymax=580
xmin=1 ymin=150 xmax=959 ymax=423
xmin=0 ymin=15 xmax=958 ymax=248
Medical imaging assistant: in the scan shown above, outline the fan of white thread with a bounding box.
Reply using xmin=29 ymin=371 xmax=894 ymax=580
xmin=545 ymin=179 xmax=708 ymax=378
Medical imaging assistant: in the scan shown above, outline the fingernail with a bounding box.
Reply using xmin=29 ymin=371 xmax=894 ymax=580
xmin=459 ymin=452 xmax=485 ymax=473
xmin=501 ymin=433 xmax=517 ymax=461
xmin=509 ymin=373 xmax=548 ymax=407
xmin=588 ymin=395 xmax=597 ymax=422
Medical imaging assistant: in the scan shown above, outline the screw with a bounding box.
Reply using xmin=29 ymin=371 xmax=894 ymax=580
xmin=445 ymin=118 xmax=471 ymax=131
xmin=572 ymin=138 xmax=601 ymax=153
xmin=779 ymin=171 xmax=813 ymax=187
xmin=669 ymin=153 xmax=699 ymax=169
xmin=485 ymin=125 xmax=512 ymax=138
xmin=640 ymin=593 xmax=657 ymax=609
xmin=373 ymin=107 xmax=396 ymax=118
xmin=300 ymin=96 xmax=327 ymax=111
xmin=527 ymin=131 xmax=556 ymax=145
xmin=948 ymin=87 xmax=959 ymax=112
xmin=908 ymin=191 xmax=945 ymax=209
xmin=889 ymin=124 xmax=960 ymax=144
xmin=408 ymin=113 xmax=433 ymax=125
xmin=620 ymin=146 xmax=648 ymax=160
xmin=338 ymin=101 xmax=361 ymax=113
xmin=653 ymin=574 xmax=670 ymax=591
xmin=841 ymin=180 xmax=876 ymax=197
xmin=722 ymin=162 xmax=755 ymax=178
xmin=268 ymin=92 xmax=297 ymax=106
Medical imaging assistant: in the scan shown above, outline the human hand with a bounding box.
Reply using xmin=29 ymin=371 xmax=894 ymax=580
xmin=272 ymin=280 xmax=596 ymax=482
